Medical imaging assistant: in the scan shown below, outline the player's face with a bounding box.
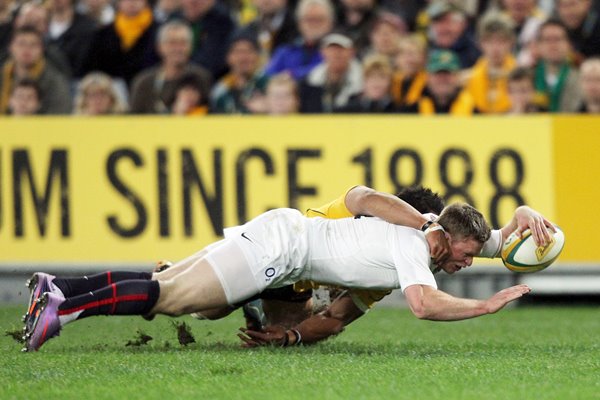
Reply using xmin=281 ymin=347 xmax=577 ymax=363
xmin=438 ymin=235 xmax=482 ymax=274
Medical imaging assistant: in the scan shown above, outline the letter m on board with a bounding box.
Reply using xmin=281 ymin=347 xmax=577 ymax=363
xmin=13 ymin=149 xmax=70 ymax=237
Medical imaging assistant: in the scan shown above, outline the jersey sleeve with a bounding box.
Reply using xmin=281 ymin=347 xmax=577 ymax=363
xmin=348 ymin=289 xmax=392 ymax=313
xmin=479 ymin=229 xmax=502 ymax=258
xmin=305 ymin=186 xmax=357 ymax=219
xmin=392 ymin=233 xmax=437 ymax=293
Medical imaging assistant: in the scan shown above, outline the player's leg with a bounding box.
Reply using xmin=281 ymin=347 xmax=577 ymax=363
xmin=151 ymin=240 xmax=261 ymax=316
xmin=151 ymin=240 xmax=226 ymax=282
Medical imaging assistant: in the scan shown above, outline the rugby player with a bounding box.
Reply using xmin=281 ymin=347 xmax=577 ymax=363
xmin=22 ymin=192 xmax=551 ymax=351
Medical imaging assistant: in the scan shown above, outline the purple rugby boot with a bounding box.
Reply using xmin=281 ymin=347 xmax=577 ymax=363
xmin=23 ymin=292 xmax=64 ymax=352
xmin=23 ymin=273 xmax=61 ymax=331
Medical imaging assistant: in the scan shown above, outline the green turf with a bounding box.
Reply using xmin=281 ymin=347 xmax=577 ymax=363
xmin=1 ymin=305 xmax=598 ymax=400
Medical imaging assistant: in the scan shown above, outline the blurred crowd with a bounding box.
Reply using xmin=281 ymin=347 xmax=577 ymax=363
xmin=1 ymin=0 xmax=600 ymax=116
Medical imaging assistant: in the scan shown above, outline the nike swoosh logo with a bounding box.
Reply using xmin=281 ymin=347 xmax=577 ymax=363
xmin=241 ymin=232 xmax=253 ymax=243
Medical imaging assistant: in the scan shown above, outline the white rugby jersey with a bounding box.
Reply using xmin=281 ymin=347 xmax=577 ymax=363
xmin=302 ymin=216 xmax=438 ymax=292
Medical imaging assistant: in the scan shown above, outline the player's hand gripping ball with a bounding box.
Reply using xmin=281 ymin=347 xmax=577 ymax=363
xmin=501 ymin=227 xmax=565 ymax=273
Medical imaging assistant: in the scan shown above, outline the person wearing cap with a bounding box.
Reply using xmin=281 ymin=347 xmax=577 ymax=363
xmin=298 ymin=32 xmax=363 ymax=113
xmin=402 ymin=49 xmax=474 ymax=115
xmin=427 ymin=0 xmax=480 ymax=69
xmin=464 ymin=12 xmax=517 ymax=114
xmin=264 ymin=0 xmax=334 ymax=80
xmin=210 ymin=33 xmax=269 ymax=114
xmin=129 ymin=20 xmax=212 ymax=114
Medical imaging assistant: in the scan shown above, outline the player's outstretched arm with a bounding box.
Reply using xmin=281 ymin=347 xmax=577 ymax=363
xmin=500 ymin=206 xmax=556 ymax=247
xmin=404 ymin=284 xmax=531 ymax=321
xmin=345 ymin=186 xmax=450 ymax=262
xmin=238 ymin=294 xmax=364 ymax=347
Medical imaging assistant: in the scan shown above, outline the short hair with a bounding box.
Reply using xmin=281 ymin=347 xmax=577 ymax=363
xmin=537 ymin=18 xmax=569 ymax=41
xmin=173 ymin=73 xmax=209 ymax=105
xmin=478 ymin=12 xmax=515 ymax=41
xmin=11 ymin=78 xmax=42 ymax=99
xmin=437 ymin=203 xmax=491 ymax=243
xmin=508 ymin=66 xmax=534 ymax=83
xmin=362 ymin=54 xmax=392 ymax=77
xmin=10 ymin=25 xmax=43 ymax=44
xmin=157 ymin=20 xmax=193 ymax=45
xmin=395 ymin=186 xmax=445 ymax=215
xmin=295 ymin=0 xmax=335 ymax=22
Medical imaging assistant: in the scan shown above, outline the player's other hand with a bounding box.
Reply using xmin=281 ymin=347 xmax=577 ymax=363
xmin=485 ymin=284 xmax=531 ymax=314
xmin=514 ymin=206 xmax=556 ymax=247
xmin=425 ymin=227 xmax=450 ymax=265
xmin=238 ymin=326 xmax=286 ymax=348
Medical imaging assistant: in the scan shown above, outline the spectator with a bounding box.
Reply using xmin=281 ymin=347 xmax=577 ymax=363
xmin=73 ymin=72 xmax=128 ymax=115
xmin=76 ymin=0 xmax=115 ymax=25
xmin=391 ymin=34 xmax=427 ymax=107
xmin=578 ymin=57 xmax=600 ymax=113
xmin=171 ymin=73 xmax=209 ymax=115
xmin=0 ymin=26 xmax=71 ymax=114
xmin=210 ymin=33 xmax=268 ymax=114
xmin=130 ymin=20 xmax=211 ymax=114
xmin=507 ymin=66 xmax=541 ymax=114
xmin=265 ymin=72 xmax=299 ymax=114
xmin=7 ymin=78 xmax=41 ymax=115
xmin=83 ymin=0 xmax=160 ymax=87
xmin=339 ymin=54 xmax=397 ymax=113
xmin=403 ymin=49 xmax=475 ymax=115
xmin=363 ymin=10 xmax=407 ymax=61
xmin=177 ymin=0 xmax=236 ymax=78
xmin=500 ymin=0 xmax=546 ymax=67
xmin=47 ymin=0 xmax=98 ymax=78
xmin=426 ymin=1 xmax=480 ymax=69
xmin=556 ymin=0 xmax=600 ymax=61
xmin=299 ymin=33 xmax=363 ymax=113
xmin=533 ymin=19 xmax=581 ymax=112
xmin=264 ymin=0 xmax=334 ymax=80
xmin=465 ymin=12 xmax=516 ymax=114
xmin=335 ymin=0 xmax=377 ymax=55
xmin=0 ymin=2 xmax=72 ymax=76
xmin=238 ymin=0 xmax=297 ymax=65
xmin=154 ymin=0 xmax=182 ymax=23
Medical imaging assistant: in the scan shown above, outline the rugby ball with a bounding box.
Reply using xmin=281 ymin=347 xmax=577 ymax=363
xmin=501 ymin=227 xmax=565 ymax=273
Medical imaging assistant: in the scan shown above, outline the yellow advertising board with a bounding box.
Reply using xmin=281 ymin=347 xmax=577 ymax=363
xmin=1 ymin=116 xmax=556 ymax=264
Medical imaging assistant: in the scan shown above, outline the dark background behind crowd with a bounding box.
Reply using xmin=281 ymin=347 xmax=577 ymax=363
xmin=1 ymin=0 xmax=600 ymax=116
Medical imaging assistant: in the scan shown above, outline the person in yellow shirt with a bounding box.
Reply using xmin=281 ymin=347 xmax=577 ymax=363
xmin=465 ymin=12 xmax=517 ymax=114
xmin=391 ymin=34 xmax=428 ymax=107
xmin=402 ymin=49 xmax=475 ymax=115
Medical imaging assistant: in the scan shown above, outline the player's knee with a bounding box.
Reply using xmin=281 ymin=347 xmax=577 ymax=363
xmin=154 ymin=281 xmax=194 ymax=316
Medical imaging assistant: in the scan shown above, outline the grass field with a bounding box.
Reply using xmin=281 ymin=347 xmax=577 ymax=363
xmin=1 ymin=305 xmax=598 ymax=400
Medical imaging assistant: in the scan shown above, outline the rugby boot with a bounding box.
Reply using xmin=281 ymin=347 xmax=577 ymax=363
xmin=23 ymin=273 xmax=61 ymax=332
xmin=23 ymin=292 xmax=64 ymax=352
xmin=242 ymin=299 xmax=267 ymax=331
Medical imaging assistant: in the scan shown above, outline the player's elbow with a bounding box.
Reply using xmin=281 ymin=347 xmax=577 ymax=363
xmin=410 ymin=306 xmax=430 ymax=320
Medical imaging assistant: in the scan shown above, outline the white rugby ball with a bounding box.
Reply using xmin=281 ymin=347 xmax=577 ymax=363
xmin=501 ymin=227 xmax=565 ymax=273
